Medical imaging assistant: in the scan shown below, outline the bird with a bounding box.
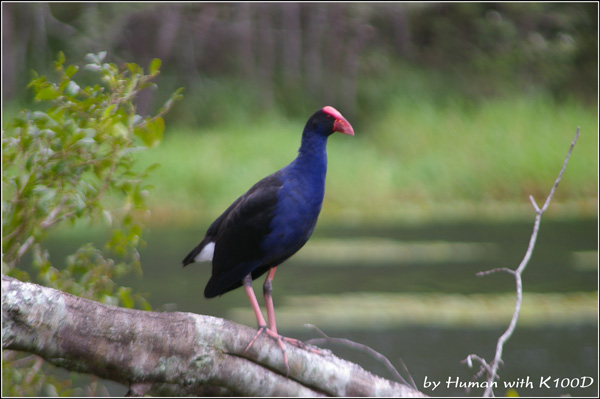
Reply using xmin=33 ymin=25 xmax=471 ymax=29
xmin=182 ymin=106 xmax=354 ymax=368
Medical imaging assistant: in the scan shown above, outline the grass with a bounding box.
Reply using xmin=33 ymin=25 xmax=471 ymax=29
xmin=135 ymin=93 xmax=597 ymax=227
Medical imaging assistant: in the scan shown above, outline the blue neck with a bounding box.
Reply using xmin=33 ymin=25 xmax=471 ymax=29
xmin=298 ymin=130 xmax=328 ymax=167
xmin=279 ymin=129 xmax=330 ymax=209
xmin=292 ymin=130 xmax=329 ymax=181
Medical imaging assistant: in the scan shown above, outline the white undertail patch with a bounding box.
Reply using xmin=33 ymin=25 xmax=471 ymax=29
xmin=194 ymin=242 xmax=215 ymax=262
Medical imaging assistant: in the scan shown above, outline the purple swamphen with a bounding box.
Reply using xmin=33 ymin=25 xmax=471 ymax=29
xmin=182 ymin=106 xmax=354 ymax=369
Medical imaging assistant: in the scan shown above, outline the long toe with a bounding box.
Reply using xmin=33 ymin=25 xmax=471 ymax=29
xmin=280 ymin=335 xmax=325 ymax=355
xmin=245 ymin=328 xmax=326 ymax=376
xmin=245 ymin=327 xmax=291 ymax=375
xmin=244 ymin=326 xmax=268 ymax=352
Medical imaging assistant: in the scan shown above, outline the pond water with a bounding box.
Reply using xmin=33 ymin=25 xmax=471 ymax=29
xmin=43 ymin=218 xmax=597 ymax=396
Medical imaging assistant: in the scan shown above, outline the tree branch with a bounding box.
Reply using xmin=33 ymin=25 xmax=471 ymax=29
xmin=2 ymin=275 xmax=424 ymax=397
xmin=464 ymin=127 xmax=580 ymax=397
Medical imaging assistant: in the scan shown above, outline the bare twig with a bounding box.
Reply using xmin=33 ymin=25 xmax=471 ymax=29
xmin=476 ymin=267 xmax=515 ymax=277
xmin=305 ymin=324 xmax=416 ymax=389
xmin=462 ymin=354 xmax=493 ymax=376
xmin=464 ymin=127 xmax=580 ymax=397
xmin=16 ymin=236 xmax=35 ymax=261
xmin=39 ymin=197 xmax=68 ymax=229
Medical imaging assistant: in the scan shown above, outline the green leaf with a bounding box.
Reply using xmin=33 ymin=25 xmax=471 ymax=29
xmin=38 ymin=186 xmax=57 ymax=205
xmin=126 ymin=63 xmax=143 ymax=76
xmin=65 ymin=81 xmax=80 ymax=96
xmin=84 ymin=64 xmax=101 ymax=72
xmin=103 ymin=104 xmax=117 ymax=120
xmin=74 ymin=193 xmax=87 ymax=215
xmin=171 ymin=87 xmax=185 ymax=102
xmin=140 ymin=300 xmax=152 ymax=311
xmin=111 ymin=122 xmax=129 ymax=139
xmin=35 ymin=86 xmax=61 ymax=101
xmin=65 ymin=64 xmax=79 ymax=78
xmin=84 ymin=52 xmax=100 ymax=64
xmin=53 ymin=51 xmax=66 ymax=71
xmin=17 ymin=173 xmax=32 ymax=195
xmin=134 ymin=117 xmax=164 ymax=147
xmin=51 ymin=160 xmax=67 ymax=175
xmin=117 ymin=287 xmax=134 ymax=309
xmin=31 ymin=111 xmax=58 ymax=128
xmin=25 ymin=154 xmax=36 ymax=171
xmin=160 ymin=87 xmax=184 ymax=113
xmin=102 ymin=209 xmax=113 ymax=226
xmin=149 ymin=58 xmax=161 ymax=76
xmin=139 ymin=81 xmax=158 ymax=91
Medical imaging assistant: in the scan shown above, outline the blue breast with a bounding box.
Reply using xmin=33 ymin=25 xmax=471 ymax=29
xmin=259 ymin=132 xmax=329 ymax=265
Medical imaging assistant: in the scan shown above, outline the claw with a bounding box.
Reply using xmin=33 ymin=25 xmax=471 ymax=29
xmin=245 ymin=326 xmax=290 ymax=375
xmin=280 ymin=336 xmax=323 ymax=355
xmin=244 ymin=326 xmax=268 ymax=352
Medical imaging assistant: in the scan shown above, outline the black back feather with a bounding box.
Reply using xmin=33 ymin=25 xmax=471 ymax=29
xmin=183 ymin=172 xmax=284 ymax=297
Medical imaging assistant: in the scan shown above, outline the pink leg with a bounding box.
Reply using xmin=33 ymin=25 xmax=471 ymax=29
xmin=243 ymin=273 xmax=276 ymax=350
xmin=243 ymin=274 xmax=267 ymax=328
xmin=263 ymin=268 xmax=312 ymax=349
xmin=244 ymin=271 xmax=322 ymax=375
xmin=243 ymin=273 xmax=290 ymax=372
xmin=263 ymin=267 xmax=278 ymax=334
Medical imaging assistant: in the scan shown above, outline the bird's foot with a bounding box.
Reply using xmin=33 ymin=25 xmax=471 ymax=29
xmin=244 ymin=326 xmax=323 ymax=376
xmin=245 ymin=326 xmax=290 ymax=375
xmin=244 ymin=326 xmax=277 ymax=352
xmin=279 ymin=335 xmax=324 ymax=355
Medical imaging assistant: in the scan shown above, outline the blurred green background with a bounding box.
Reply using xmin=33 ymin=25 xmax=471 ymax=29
xmin=3 ymin=2 xmax=597 ymax=225
xmin=3 ymin=2 xmax=598 ymax=397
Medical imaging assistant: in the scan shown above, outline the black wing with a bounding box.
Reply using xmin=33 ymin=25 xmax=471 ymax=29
xmin=181 ymin=195 xmax=244 ymax=267
xmin=192 ymin=172 xmax=284 ymax=297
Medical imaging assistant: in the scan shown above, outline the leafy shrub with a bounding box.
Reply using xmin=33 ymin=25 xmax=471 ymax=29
xmin=2 ymin=51 xmax=182 ymax=396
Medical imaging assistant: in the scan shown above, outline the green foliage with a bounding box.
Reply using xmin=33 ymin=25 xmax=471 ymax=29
xmin=2 ymin=353 xmax=81 ymax=397
xmin=2 ymin=51 xmax=182 ymax=396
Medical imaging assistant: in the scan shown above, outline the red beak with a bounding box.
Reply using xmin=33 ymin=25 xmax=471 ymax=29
xmin=323 ymin=106 xmax=355 ymax=136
